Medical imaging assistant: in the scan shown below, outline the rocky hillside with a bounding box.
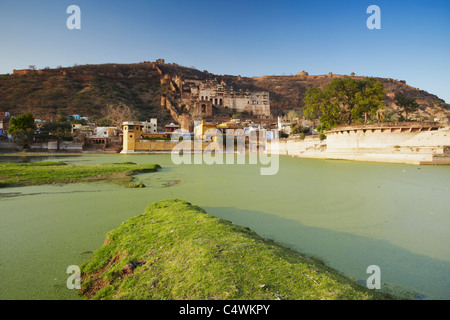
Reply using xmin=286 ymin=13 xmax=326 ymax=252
xmin=209 ymin=74 xmax=449 ymax=121
xmin=1 ymin=62 xmax=448 ymax=123
xmin=159 ymin=63 xmax=449 ymax=121
xmin=0 ymin=63 xmax=163 ymax=121
xmin=260 ymin=75 xmax=448 ymax=121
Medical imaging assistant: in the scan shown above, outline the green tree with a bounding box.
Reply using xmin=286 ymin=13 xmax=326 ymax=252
xmin=9 ymin=113 xmax=35 ymax=133
xmin=303 ymin=77 xmax=385 ymax=131
xmin=290 ymin=123 xmax=311 ymax=135
xmin=303 ymin=87 xmax=341 ymax=132
xmin=354 ymin=78 xmax=386 ymax=123
xmin=39 ymin=122 xmax=73 ymax=141
xmin=290 ymin=123 xmax=301 ymax=135
xmin=8 ymin=113 xmax=36 ymax=148
xmin=326 ymin=77 xmax=363 ymax=125
xmin=73 ymin=118 xmax=87 ymax=125
xmin=394 ymin=93 xmax=419 ymax=121
xmin=57 ymin=116 xmax=71 ymax=123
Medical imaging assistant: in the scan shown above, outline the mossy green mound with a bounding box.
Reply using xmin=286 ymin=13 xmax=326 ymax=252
xmin=79 ymin=199 xmax=392 ymax=300
xmin=0 ymin=161 xmax=160 ymax=187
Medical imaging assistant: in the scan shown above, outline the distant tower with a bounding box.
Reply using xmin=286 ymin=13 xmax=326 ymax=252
xmin=121 ymin=121 xmax=143 ymax=153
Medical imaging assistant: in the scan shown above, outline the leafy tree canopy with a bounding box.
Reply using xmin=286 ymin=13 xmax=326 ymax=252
xmin=394 ymin=93 xmax=419 ymax=121
xmin=8 ymin=113 xmax=36 ymax=147
xmin=8 ymin=113 xmax=35 ymax=135
xmin=303 ymin=77 xmax=386 ymax=131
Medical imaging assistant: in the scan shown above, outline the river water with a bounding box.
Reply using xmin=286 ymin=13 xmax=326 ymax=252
xmin=0 ymin=153 xmax=449 ymax=300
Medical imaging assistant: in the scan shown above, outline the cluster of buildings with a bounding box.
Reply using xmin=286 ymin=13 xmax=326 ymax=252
xmin=1 ymin=58 xmax=309 ymax=152
xmin=1 ymin=108 xmax=315 ymax=152
xmin=71 ymin=118 xmax=161 ymax=149
xmin=0 ymin=111 xmax=163 ymax=151
xmin=120 ymin=117 xmax=284 ymax=153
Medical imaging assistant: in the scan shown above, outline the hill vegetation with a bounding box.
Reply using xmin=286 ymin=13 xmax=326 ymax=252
xmin=219 ymin=74 xmax=449 ymax=122
xmin=0 ymin=63 xmax=163 ymax=121
xmin=1 ymin=62 xmax=448 ymax=124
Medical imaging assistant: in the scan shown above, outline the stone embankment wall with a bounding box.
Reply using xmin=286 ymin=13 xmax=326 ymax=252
xmin=121 ymin=140 xmax=212 ymax=154
xmin=266 ymin=136 xmax=326 ymax=158
xmin=30 ymin=141 xmax=83 ymax=152
xmin=325 ymin=123 xmax=450 ymax=164
xmin=268 ymin=122 xmax=450 ymax=165
xmin=0 ymin=140 xmax=83 ymax=152
xmin=0 ymin=141 xmax=22 ymax=151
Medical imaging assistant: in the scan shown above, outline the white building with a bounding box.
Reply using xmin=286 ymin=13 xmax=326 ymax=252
xmin=277 ymin=116 xmax=291 ymax=135
xmin=89 ymin=127 xmax=118 ymax=138
xmin=192 ymin=79 xmax=270 ymax=116
xmin=142 ymin=118 xmax=158 ymax=134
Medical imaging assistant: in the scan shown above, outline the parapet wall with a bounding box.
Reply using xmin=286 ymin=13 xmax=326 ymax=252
xmin=13 ymin=69 xmax=67 ymax=76
xmin=30 ymin=141 xmax=83 ymax=152
xmin=0 ymin=141 xmax=22 ymax=151
xmin=268 ymin=122 xmax=450 ymax=165
xmin=324 ymin=123 xmax=450 ymax=164
xmin=326 ymin=122 xmax=448 ymax=149
xmin=121 ymin=140 xmax=212 ymax=153
xmin=266 ymin=137 xmax=326 ymax=157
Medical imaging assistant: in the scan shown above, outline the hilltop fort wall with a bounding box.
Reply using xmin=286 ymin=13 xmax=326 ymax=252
xmin=13 ymin=69 xmax=67 ymax=76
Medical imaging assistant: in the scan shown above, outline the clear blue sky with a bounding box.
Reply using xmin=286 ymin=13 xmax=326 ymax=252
xmin=1 ymin=0 xmax=449 ymax=102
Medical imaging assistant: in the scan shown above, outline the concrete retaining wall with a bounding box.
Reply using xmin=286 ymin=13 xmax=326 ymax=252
xmin=326 ymin=127 xmax=450 ymax=149
xmin=325 ymin=125 xmax=450 ymax=164
xmin=121 ymin=140 xmax=212 ymax=154
xmin=267 ymin=137 xmax=326 ymax=157
xmin=267 ymin=124 xmax=450 ymax=165
xmin=0 ymin=141 xmax=22 ymax=151
xmin=30 ymin=141 xmax=83 ymax=152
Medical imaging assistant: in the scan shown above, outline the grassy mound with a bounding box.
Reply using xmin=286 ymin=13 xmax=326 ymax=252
xmin=0 ymin=161 xmax=160 ymax=188
xmin=79 ymin=199 xmax=392 ymax=300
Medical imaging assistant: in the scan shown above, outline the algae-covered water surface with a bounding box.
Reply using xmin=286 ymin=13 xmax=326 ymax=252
xmin=0 ymin=154 xmax=449 ymax=299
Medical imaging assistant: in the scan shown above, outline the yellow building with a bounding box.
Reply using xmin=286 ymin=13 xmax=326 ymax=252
xmin=121 ymin=120 xmax=213 ymax=154
xmin=194 ymin=120 xmax=218 ymax=140
xmin=194 ymin=120 xmax=244 ymax=140
xmin=121 ymin=121 xmax=143 ymax=153
xmin=217 ymin=121 xmax=242 ymax=131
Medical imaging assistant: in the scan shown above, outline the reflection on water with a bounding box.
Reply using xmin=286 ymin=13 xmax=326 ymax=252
xmin=0 ymin=154 xmax=81 ymax=163
xmin=0 ymin=192 xmax=23 ymax=198
xmin=0 ymin=153 xmax=449 ymax=300
xmin=0 ymin=189 xmax=103 ymax=198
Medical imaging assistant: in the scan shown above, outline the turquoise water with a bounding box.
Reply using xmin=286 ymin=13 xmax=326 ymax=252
xmin=0 ymin=154 xmax=449 ymax=299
